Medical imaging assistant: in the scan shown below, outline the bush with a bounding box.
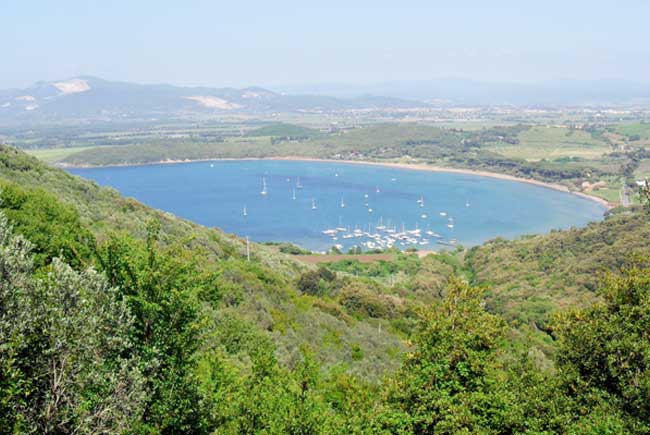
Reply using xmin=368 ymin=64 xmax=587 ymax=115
xmin=297 ymin=270 xmax=322 ymax=295
xmin=0 ymin=182 xmax=96 ymax=269
xmin=339 ymin=283 xmax=398 ymax=319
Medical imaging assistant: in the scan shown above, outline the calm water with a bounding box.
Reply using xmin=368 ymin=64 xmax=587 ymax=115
xmin=69 ymin=160 xmax=606 ymax=252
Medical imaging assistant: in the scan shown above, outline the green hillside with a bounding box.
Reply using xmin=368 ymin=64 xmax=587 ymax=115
xmin=2 ymin=144 xmax=650 ymax=433
xmin=0 ymin=144 xmax=414 ymax=379
xmin=468 ymin=209 xmax=650 ymax=327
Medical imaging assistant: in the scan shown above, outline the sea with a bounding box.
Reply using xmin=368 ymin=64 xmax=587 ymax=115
xmin=68 ymin=159 xmax=606 ymax=252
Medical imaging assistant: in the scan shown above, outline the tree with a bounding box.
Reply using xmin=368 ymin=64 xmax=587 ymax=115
xmin=0 ymin=211 xmax=144 ymax=434
xmin=378 ymin=278 xmax=524 ymax=434
xmin=641 ymin=179 xmax=650 ymax=213
xmin=554 ymin=260 xmax=650 ymax=434
xmin=97 ymin=222 xmax=214 ymax=433
xmin=225 ymin=345 xmax=331 ymax=435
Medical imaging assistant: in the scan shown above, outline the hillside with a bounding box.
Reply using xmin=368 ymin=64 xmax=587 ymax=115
xmin=0 ymin=144 xmax=416 ymax=379
xmin=2 ymin=143 xmax=650 ymax=433
xmin=468 ymin=208 xmax=650 ymax=326
xmin=4 ymin=143 xmax=648 ymax=353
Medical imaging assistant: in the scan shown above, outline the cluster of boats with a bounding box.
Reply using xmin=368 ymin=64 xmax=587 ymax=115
xmin=246 ymin=175 xmax=465 ymax=251
xmin=321 ymin=216 xmax=458 ymax=251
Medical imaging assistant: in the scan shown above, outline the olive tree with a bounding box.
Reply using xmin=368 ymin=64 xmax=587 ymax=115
xmin=0 ymin=212 xmax=144 ymax=434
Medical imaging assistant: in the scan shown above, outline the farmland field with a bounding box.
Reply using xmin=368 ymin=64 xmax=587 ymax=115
xmin=483 ymin=126 xmax=611 ymax=161
xmin=25 ymin=146 xmax=98 ymax=163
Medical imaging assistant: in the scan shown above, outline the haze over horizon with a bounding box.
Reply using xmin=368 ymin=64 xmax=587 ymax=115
xmin=3 ymin=0 xmax=650 ymax=90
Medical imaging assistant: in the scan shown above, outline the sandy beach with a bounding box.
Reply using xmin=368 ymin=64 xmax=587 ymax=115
xmin=271 ymin=156 xmax=614 ymax=209
xmin=60 ymin=156 xmax=614 ymax=209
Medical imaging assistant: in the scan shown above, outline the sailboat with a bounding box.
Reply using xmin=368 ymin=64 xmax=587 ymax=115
xmin=260 ymin=177 xmax=267 ymax=196
xmin=375 ymin=185 xmax=380 ymax=193
xmin=296 ymin=176 xmax=303 ymax=189
xmin=292 ymin=188 xmax=296 ymax=200
xmin=340 ymin=197 xmax=345 ymax=208
xmin=242 ymin=205 xmax=247 ymax=217
xmin=416 ymin=195 xmax=423 ymax=204
xmin=466 ymin=200 xmax=471 ymax=207
xmin=420 ymin=196 xmax=425 ymax=208
xmin=311 ymin=198 xmax=317 ymax=210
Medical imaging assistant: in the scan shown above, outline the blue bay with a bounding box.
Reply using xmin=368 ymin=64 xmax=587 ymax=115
xmin=68 ymin=160 xmax=606 ymax=252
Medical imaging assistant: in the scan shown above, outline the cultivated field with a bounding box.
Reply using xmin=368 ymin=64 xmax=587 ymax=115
xmin=483 ymin=126 xmax=611 ymax=161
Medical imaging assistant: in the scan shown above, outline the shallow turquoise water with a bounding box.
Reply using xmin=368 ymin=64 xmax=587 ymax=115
xmin=69 ymin=160 xmax=606 ymax=252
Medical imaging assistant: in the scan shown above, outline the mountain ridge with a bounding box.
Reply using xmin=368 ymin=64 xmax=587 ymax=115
xmin=0 ymin=76 xmax=429 ymax=123
xmin=272 ymin=78 xmax=650 ymax=105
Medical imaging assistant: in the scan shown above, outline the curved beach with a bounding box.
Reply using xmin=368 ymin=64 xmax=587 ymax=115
xmin=270 ymin=157 xmax=614 ymax=209
xmin=60 ymin=156 xmax=614 ymax=209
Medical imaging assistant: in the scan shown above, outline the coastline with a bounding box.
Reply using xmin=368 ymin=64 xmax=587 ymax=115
xmin=272 ymin=157 xmax=614 ymax=209
xmin=60 ymin=156 xmax=614 ymax=209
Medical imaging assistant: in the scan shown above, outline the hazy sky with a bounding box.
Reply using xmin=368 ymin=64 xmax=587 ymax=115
xmin=2 ymin=0 xmax=649 ymax=89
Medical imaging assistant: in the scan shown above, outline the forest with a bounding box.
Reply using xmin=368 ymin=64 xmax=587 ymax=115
xmin=1 ymin=144 xmax=650 ymax=434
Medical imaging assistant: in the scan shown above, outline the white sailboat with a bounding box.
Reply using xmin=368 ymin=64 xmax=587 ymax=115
xmin=242 ymin=205 xmax=247 ymax=217
xmin=466 ymin=200 xmax=471 ymax=207
xmin=260 ymin=177 xmax=268 ymax=196
xmin=340 ymin=197 xmax=345 ymax=208
xmin=375 ymin=185 xmax=380 ymax=193
xmin=292 ymin=188 xmax=296 ymax=200
xmin=311 ymin=198 xmax=317 ymax=210
xmin=296 ymin=176 xmax=303 ymax=189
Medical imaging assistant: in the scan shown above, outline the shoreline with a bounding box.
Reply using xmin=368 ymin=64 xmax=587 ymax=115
xmin=59 ymin=156 xmax=614 ymax=209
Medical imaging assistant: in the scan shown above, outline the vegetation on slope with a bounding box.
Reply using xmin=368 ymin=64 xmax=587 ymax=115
xmin=0 ymin=145 xmax=412 ymax=379
xmin=467 ymin=208 xmax=650 ymax=328
xmin=2 ymin=145 xmax=650 ymax=433
xmin=3 ymin=203 xmax=650 ymax=433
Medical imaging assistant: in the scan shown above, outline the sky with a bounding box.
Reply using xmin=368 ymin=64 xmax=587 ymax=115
xmin=2 ymin=0 xmax=650 ymax=89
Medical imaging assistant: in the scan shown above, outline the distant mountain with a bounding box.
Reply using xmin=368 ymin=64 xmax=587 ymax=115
xmin=273 ymin=79 xmax=650 ymax=105
xmin=0 ymin=76 xmax=428 ymax=123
